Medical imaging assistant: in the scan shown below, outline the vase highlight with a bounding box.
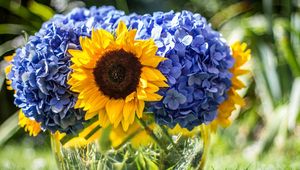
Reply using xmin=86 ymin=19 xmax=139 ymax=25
xmin=51 ymin=124 xmax=208 ymax=170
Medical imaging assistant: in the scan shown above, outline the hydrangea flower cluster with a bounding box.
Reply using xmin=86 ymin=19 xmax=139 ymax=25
xmin=8 ymin=6 xmax=128 ymax=133
xmin=128 ymin=11 xmax=234 ymax=130
xmin=8 ymin=6 xmax=239 ymax=135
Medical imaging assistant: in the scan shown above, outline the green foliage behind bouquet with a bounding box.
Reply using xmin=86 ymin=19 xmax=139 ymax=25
xmin=0 ymin=0 xmax=300 ymax=169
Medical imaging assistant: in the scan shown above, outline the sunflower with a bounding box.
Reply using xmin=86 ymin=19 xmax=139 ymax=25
xmin=4 ymin=54 xmax=14 ymax=90
xmin=68 ymin=21 xmax=167 ymax=131
xmin=168 ymin=124 xmax=200 ymax=137
xmin=210 ymin=42 xmax=251 ymax=131
xmin=19 ymin=110 xmax=42 ymax=136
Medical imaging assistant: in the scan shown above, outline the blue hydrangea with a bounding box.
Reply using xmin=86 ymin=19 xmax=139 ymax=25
xmin=9 ymin=6 xmax=234 ymax=133
xmin=8 ymin=6 xmax=127 ymax=134
xmin=128 ymin=11 xmax=234 ymax=130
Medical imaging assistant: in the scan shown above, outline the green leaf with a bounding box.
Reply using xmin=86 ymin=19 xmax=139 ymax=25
xmin=0 ymin=111 xmax=20 ymax=146
xmin=0 ymin=60 xmax=6 ymax=92
xmin=112 ymin=162 xmax=125 ymax=170
xmin=262 ymin=0 xmax=273 ymax=34
xmin=0 ymin=0 xmax=42 ymax=28
xmin=0 ymin=24 xmax=32 ymax=35
xmin=28 ymin=0 xmax=54 ymax=21
xmin=144 ymin=155 xmax=159 ymax=170
xmin=258 ymin=42 xmax=282 ymax=101
xmin=0 ymin=35 xmax=25 ymax=57
xmin=0 ymin=40 xmax=15 ymax=57
xmin=210 ymin=2 xmax=251 ymax=28
xmin=252 ymin=55 xmax=274 ymax=115
xmin=116 ymin=0 xmax=129 ymax=14
xmin=287 ymin=78 xmax=300 ymax=130
xmin=136 ymin=152 xmax=146 ymax=169
xmin=274 ymin=20 xmax=300 ymax=77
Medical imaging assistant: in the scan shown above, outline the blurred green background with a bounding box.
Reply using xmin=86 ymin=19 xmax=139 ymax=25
xmin=1 ymin=0 xmax=300 ymax=169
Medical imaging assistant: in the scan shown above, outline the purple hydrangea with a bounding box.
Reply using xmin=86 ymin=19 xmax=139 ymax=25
xmin=128 ymin=11 xmax=234 ymax=130
xmin=8 ymin=6 xmax=127 ymax=134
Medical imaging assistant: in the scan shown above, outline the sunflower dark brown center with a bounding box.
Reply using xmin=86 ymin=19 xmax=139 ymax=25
xmin=93 ymin=49 xmax=142 ymax=99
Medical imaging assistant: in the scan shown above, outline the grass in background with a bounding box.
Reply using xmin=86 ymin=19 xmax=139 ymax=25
xmin=1 ymin=0 xmax=300 ymax=169
xmin=206 ymin=127 xmax=300 ymax=169
xmin=0 ymin=136 xmax=56 ymax=170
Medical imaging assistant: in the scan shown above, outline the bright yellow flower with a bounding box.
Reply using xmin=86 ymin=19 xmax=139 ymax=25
xmin=53 ymin=119 xmax=104 ymax=148
xmin=109 ymin=120 xmax=155 ymax=149
xmin=68 ymin=21 xmax=167 ymax=131
xmin=210 ymin=42 xmax=251 ymax=131
xmin=18 ymin=110 xmax=41 ymax=136
xmin=4 ymin=54 xmax=14 ymax=90
xmin=52 ymin=131 xmax=87 ymax=148
xmin=168 ymin=124 xmax=200 ymax=137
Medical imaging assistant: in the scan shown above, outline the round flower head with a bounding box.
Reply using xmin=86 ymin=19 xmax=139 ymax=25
xmin=129 ymin=11 xmax=234 ymax=130
xmin=4 ymin=55 xmax=14 ymax=90
xmin=68 ymin=21 xmax=167 ymax=131
xmin=8 ymin=6 xmax=127 ymax=133
xmin=19 ymin=110 xmax=41 ymax=136
xmin=210 ymin=42 xmax=251 ymax=131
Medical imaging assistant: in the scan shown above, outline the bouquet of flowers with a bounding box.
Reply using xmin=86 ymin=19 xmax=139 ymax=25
xmin=4 ymin=6 xmax=250 ymax=170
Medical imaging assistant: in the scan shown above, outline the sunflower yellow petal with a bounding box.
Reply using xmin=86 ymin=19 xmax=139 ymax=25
xmin=125 ymin=92 xmax=136 ymax=103
xmin=232 ymin=77 xmax=246 ymax=89
xmin=137 ymin=87 xmax=147 ymax=100
xmin=63 ymin=137 xmax=87 ymax=148
xmin=113 ymin=111 xmax=123 ymax=128
xmin=136 ymin=100 xmax=145 ymax=118
xmin=143 ymin=92 xmax=163 ymax=101
xmin=70 ymin=71 xmax=88 ymax=81
xmin=18 ymin=110 xmax=41 ymax=137
xmin=142 ymin=41 xmax=158 ymax=57
xmin=213 ymin=42 xmax=251 ymax=131
xmin=139 ymin=78 xmax=148 ymax=89
xmin=85 ymin=111 xmax=98 ymax=120
xmin=123 ymin=100 xmax=136 ymax=122
xmin=231 ymin=91 xmax=245 ymax=106
xmin=68 ymin=49 xmax=88 ymax=60
xmin=99 ymin=110 xmax=110 ymax=128
xmin=116 ymin=21 xmax=128 ymax=36
xmin=78 ymin=89 xmax=97 ymax=107
xmin=92 ymin=29 xmax=114 ymax=49
xmin=74 ymin=100 xmax=82 ymax=108
xmin=86 ymin=95 xmax=109 ymax=113
xmin=83 ymin=92 xmax=103 ymax=111
xmin=145 ymin=82 xmax=160 ymax=93
xmin=79 ymin=37 xmax=97 ymax=58
xmin=140 ymin=55 xmax=166 ymax=67
xmin=105 ymin=99 xmax=124 ymax=124
xmin=77 ymin=87 xmax=95 ymax=99
xmin=141 ymin=67 xmax=167 ymax=81
xmin=150 ymin=80 xmax=169 ymax=87
xmin=121 ymin=120 xmax=130 ymax=132
xmin=232 ymin=69 xmax=251 ymax=76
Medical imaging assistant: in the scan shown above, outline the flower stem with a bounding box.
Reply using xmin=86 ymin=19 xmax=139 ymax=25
xmin=199 ymin=124 xmax=211 ymax=169
xmin=158 ymin=125 xmax=181 ymax=154
xmin=136 ymin=118 xmax=165 ymax=150
xmin=114 ymin=128 xmax=144 ymax=150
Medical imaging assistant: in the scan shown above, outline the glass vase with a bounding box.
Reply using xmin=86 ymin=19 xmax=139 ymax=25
xmin=51 ymin=124 xmax=209 ymax=170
